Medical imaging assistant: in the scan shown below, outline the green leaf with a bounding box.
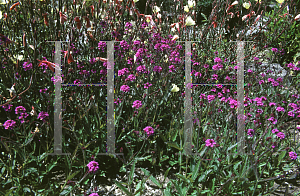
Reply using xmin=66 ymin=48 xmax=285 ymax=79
xmin=140 ymin=168 xmax=150 ymax=176
xmin=191 ymin=158 xmax=201 ymax=182
xmin=65 ymin=171 xmax=80 ymax=182
xmin=129 ymin=160 xmax=137 ymax=185
xmin=164 ymin=167 xmax=171 ymax=181
xmin=149 ymin=175 xmax=162 ymax=188
xmin=115 ymin=181 xmax=132 ymax=196
xmin=165 ymin=142 xmax=183 ymax=151
xmin=134 ymin=181 xmax=143 ymax=196
xmin=278 ymin=151 xmax=286 ymax=166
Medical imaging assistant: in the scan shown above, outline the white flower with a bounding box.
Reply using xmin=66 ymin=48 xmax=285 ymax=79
xmin=242 ymin=14 xmax=249 ymax=21
xmin=153 ymin=6 xmax=160 ymax=13
xmin=171 ymin=27 xmax=176 ymax=32
xmin=0 ymin=0 xmax=8 ymax=4
xmin=133 ymin=0 xmax=139 ymax=2
xmin=255 ymin=0 xmax=261 ymax=2
xmin=295 ymin=14 xmax=300 ymax=21
xmin=186 ymin=16 xmax=195 ymax=26
xmin=276 ymin=0 xmax=284 ymax=3
xmin=188 ymin=0 xmax=195 ymax=8
xmin=171 ymin=84 xmax=179 ymax=92
xmin=172 ymin=35 xmax=179 ymax=41
xmin=157 ymin=13 xmax=161 ymax=18
xmin=243 ymin=2 xmax=251 ymax=9
xmin=231 ymin=1 xmax=238 ymax=5
xmin=184 ymin=5 xmax=189 ymax=12
xmin=0 ymin=11 xmax=2 ymax=20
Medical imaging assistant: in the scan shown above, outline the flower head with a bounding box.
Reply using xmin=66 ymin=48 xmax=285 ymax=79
xmin=184 ymin=5 xmax=189 ymax=12
xmin=289 ymin=151 xmax=297 ymax=160
xmin=186 ymin=16 xmax=195 ymax=26
xmin=276 ymin=0 xmax=284 ymax=3
xmin=205 ymin=139 xmax=216 ymax=147
xmin=87 ymin=161 xmax=99 ymax=173
xmin=188 ymin=0 xmax=195 ymax=8
xmin=243 ymin=2 xmax=251 ymax=9
xmin=171 ymin=84 xmax=179 ymax=92
xmin=37 ymin=111 xmax=49 ymax=122
xmin=143 ymin=126 xmax=154 ymax=136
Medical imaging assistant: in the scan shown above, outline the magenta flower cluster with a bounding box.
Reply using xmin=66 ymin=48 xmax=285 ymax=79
xmin=87 ymin=161 xmax=99 ymax=173
xmin=143 ymin=126 xmax=154 ymax=136
xmin=3 ymin=119 xmax=17 ymax=130
xmin=132 ymin=100 xmax=142 ymax=109
xmin=205 ymin=139 xmax=216 ymax=147
xmin=37 ymin=111 xmax=49 ymax=122
xmin=15 ymin=106 xmax=28 ymax=124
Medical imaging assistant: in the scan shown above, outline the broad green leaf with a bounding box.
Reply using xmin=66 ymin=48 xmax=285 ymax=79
xmin=278 ymin=151 xmax=286 ymax=166
xmin=149 ymin=175 xmax=162 ymax=188
xmin=66 ymin=171 xmax=80 ymax=182
xmin=129 ymin=160 xmax=137 ymax=185
xmin=165 ymin=142 xmax=182 ymax=151
xmin=115 ymin=181 xmax=132 ymax=196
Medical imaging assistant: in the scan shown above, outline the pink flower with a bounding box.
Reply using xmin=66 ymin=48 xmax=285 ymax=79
xmin=144 ymin=82 xmax=152 ymax=89
xmin=169 ymin=65 xmax=176 ymax=72
xmin=247 ymin=129 xmax=254 ymax=137
xmin=289 ymin=151 xmax=298 ymax=160
xmin=214 ymin=57 xmax=222 ymax=63
xmin=153 ymin=66 xmax=162 ymax=73
xmin=276 ymin=132 xmax=285 ymax=139
xmin=276 ymin=107 xmax=285 ymax=112
xmin=87 ymin=161 xmax=99 ymax=173
xmin=120 ymin=85 xmax=130 ymax=92
xmin=269 ymin=102 xmax=276 ymax=107
xmin=205 ymin=139 xmax=216 ymax=147
xmin=207 ymin=95 xmax=215 ymax=103
xmin=143 ymin=126 xmax=154 ymax=136
xmin=37 ymin=111 xmax=49 ymax=122
xmin=125 ymin=74 xmax=136 ymax=82
xmin=272 ymin=129 xmax=279 ymax=133
xmin=132 ymin=100 xmax=142 ymax=109
xmin=3 ymin=119 xmax=17 ymax=130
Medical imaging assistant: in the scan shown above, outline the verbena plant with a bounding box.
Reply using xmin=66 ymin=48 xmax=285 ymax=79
xmin=0 ymin=0 xmax=300 ymax=195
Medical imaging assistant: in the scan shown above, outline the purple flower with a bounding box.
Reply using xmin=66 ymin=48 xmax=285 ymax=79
xmin=125 ymin=74 xmax=136 ymax=82
xmin=23 ymin=62 xmax=33 ymax=71
xmin=207 ymin=95 xmax=215 ymax=103
xmin=2 ymin=104 xmax=13 ymax=112
xmin=169 ymin=65 xmax=176 ymax=72
xmin=144 ymin=82 xmax=152 ymax=89
xmin=276 ymin=132 xmax=285 ymax=139
xmin=37 ymin=111 xmax=49 ymax=122
xmin=136 ymin=65 xmax=147 ymax=73
xmin=272 ymin=129 xmax=279 ymax=133
xmin=132 ymin=100 xmax=142 ymax=109
xmin=153 ymin=66 xmax=162 ymax=73
xmin=143 ymin=126 xmax=154 ymax=136
xmin=98 ymin=41 xmax=106 ymax=52
xmin=120 ymin=85 xmax=130 ymax=92
xmin=247 ymin=129 xmax=255 ymax=137
xmin=276 ymin=107 xmax=285 ymax=113
xmin=271 ymin=48 xmax=278 ymax=53
xmin=19 ymin=112 xmax=29 ymax=124
xmin=89 ymin=193 xmax=99 ymax=196
xmin=205 ymin=139 xmax=216 ymax=147
xmin=15 ymin=106 xmax=26 ymax=115
xmin=3 ymin=119 xmax=17 ymax=130
xmin=125 ymin=22 xmax=132 ymax=28
xmin=289 ymin=151 xmax=298 ymax=160
xmin=253 ymin=57 xmax=259 ymax=61
xmin=214 ymin=57 xmax=222 ymax=63
xmin=87 ymin=161 xmax=99 ymax=173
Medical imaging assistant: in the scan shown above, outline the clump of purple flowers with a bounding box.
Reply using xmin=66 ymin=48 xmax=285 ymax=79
xmin=143 ymin=126 xmax=154 ymax=136
xmin=132 ymin=100 xmax=142 ymax=109
xmin=23 ymin=61 xmax=33 ymax=71
xmin=205 ymin=139 xmax=216 ymax=147
xmin=87 ymin=161 xmax=99 ymax=173
xmin=38 ymin=111 xmax=49 ymax=122
xmin=3 ymin=119 xmax=17 ymax=129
